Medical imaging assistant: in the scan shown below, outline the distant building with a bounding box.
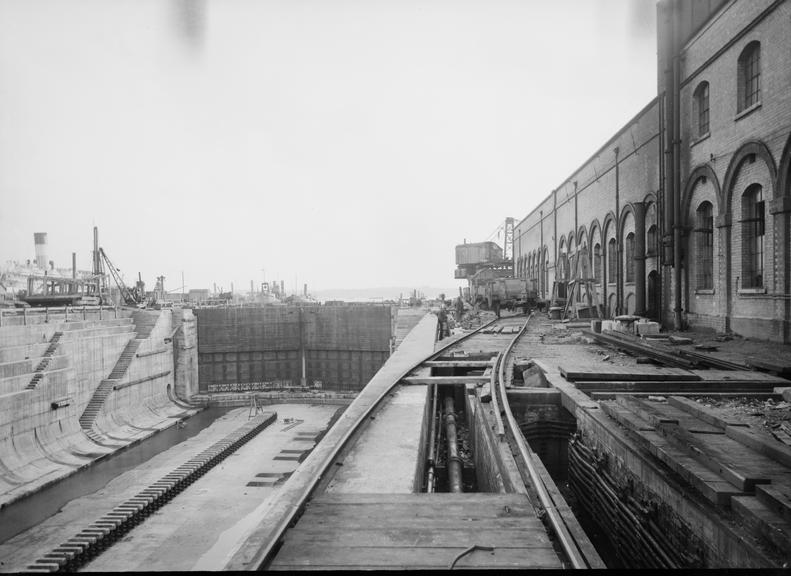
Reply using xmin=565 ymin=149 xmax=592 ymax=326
xmin=188 ymin=289 xmax=210 ymax=303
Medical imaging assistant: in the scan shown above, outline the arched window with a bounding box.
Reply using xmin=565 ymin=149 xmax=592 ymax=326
xmin=696 ymin=202 xmax=714 ymax=289
xmin=625 ymin=233 xmax=635 ymax=282
xmin=646 ymin=225 xmax=658 ymax=257
xmin=738 ymin=41 xmax=761 ymax=112
xmin=694 ymin=81 xmax=710 ymax=137
xmin=607 ymin=238 xmax=617 ymax=284
xmin=741 ymin=184 xmax=764 ymax=288
xmin=593 ymin=243 xmax=602 ymax=284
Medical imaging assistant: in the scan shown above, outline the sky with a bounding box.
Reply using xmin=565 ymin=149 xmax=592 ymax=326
xmin=0 ymin=0 xmax=657 ymax=297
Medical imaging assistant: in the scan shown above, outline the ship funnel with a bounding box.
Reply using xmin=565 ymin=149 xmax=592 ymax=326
xmin=34 ymin=233 xmax=48 ymax=270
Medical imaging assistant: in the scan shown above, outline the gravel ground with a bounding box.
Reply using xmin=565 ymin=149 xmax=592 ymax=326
xmin=688 ymin=396 xmax=791 ymax=444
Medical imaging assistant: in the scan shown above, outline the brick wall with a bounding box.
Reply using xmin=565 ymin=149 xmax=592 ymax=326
xmin=511 ymin=2 xmax=791 ymax=340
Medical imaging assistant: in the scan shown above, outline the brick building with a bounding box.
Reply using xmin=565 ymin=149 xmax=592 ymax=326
xmin=513 ymin=0 xmax=791 ymax=342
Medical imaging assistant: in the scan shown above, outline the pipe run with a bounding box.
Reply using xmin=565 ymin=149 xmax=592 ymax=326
xmin=444 ymin=395 xmax=463 ymax=493
xmin=426 ymin=383 xmax=439 ymax=493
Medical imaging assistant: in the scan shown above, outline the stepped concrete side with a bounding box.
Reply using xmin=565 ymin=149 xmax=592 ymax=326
xmin=0 ymin=367 xmax=71 ymax=398
xmin=0 ymin=312 xmax=132 ymax=348
xmin=0 ymin=308 xmax=133 ymax=330
xmin=87 ymin=309 xmax=198 ymax=446
xmin=0 ymin=343 xmax=50 ymax=364
xmin=0 ymin=311 xmax=198 ymax=507
xmin=61 ymin=333 xmax=136 ymax=413
xmin=0 ymin=358 xmax=35 ymax=379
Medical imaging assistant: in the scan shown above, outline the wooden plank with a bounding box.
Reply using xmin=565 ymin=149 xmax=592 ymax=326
xmin=302 ymin=502 xmax=538 ymax=521
xmin=724 ymin=425 xmax=791 ymax=468
xmin=281 ymin=527 xmax=551 ymax=547
xmin=748 ymin=358 xmax=791 ymax=376
xmin=591 ymin=391 xmax=781 ymax=400
xmin=575 ymin=380 xmax=778 ymax=393
xmin=658 ymin=425 xmax=777 ymax=491
xmin=402 ymin=376 xmax=488 ymax=385
xmin=294 ymin=515 xmax=535 ymax=530
xmin=507 ymin=388 xmax=562 ymax=404
xmin=667 ymin=396 xmax=750 ymax=429
xmin=600 ymin=401 xmax=655 ymax=432
xmin=270 ymin=544 xmax=562 ymax=570
xmin=560 ymin=364 xmax=699 ymax=382
xmin=730 ymin=496 xmax=791 ymax=553
xmin=599 ymin=403 xmax=745 ymax=506
xmin=694 ymin=370 xmax=790 ymax=384
xmin=615 ymin=396 xmax=679 ymax=426
xmin=756 ymin=484 xmax=791 ymax=524
xmin=424 ymin=360 xmax=494 ymax=368
xmin=313 ymin=492 xmax=530 ymax=505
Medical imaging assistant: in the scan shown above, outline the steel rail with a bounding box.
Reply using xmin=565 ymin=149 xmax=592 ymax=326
xmin=496 ymin=313 xmax=589 ymax=569
xmin=248 ymin=314 xmax=502 ymax=570
xmin=489 ymin=352 xmax=505 ymax=438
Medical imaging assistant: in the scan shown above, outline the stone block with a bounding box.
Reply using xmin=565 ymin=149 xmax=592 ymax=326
xmin=636 ymin=322 xmax=660 ymax=336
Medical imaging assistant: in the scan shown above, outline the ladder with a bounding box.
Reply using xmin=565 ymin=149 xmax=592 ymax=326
xmin=248 ymin=394 xmax=264 ymax=419
xmin=562 ymin=248 xmax=602 ymax=320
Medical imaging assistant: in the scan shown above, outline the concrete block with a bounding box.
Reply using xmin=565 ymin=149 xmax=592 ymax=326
xmin=636 ymin=322 xmax=660 ymax=336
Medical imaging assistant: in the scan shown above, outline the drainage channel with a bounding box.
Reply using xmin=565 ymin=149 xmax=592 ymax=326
xmin=26 ymin=412 xmax=277 ymax=573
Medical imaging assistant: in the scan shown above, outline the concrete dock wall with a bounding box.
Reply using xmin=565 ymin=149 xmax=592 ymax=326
xmin=0 ymin=308 xmax=196 ymax=507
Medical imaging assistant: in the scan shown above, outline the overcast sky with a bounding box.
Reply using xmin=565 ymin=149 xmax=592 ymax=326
xmin=0 ymin=0 xmax=657 ymax=296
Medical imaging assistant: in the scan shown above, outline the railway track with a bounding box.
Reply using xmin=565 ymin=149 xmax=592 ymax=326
xmin=248 ymin=313 xmax=602 ymax=570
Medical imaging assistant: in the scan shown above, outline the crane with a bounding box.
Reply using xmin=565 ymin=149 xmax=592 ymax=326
xmin=98 ymin=248 xmax=145 ymax=306
xmin=485 ymin=217 xmax=516 ymax=260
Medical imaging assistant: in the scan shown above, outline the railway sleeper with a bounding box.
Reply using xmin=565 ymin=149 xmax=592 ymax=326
xmin=27 ymin=562 xmax=61 ymax=572
xmin=39 ymin=554 xmax=69 ymax=566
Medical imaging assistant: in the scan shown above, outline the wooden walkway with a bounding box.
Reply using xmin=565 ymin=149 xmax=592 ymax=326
xmin=269 ymin=493 xmax=562 ymax=570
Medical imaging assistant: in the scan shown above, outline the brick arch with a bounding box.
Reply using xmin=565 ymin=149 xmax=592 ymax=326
xmin=588 ymin=219 xmax=603 ymax=250
xmin=778 ymin=130 xmax=791 ymax=197
xmin=601 ymin=212 xmax=617 ymax=240
xmin=721 ymin=139 xmax=777 ymax=327
xmin=681 ymin=164 xmax=721 ymax=226
xmin=577 ymin=225 xmax=588 ymax=248
xmin=618 ymin=203 xmax=639 ymax=239
xmin=774 ymin=131 xmax=791 ymax=342
xmin=721 ymin=140 xmax=777 ymax=216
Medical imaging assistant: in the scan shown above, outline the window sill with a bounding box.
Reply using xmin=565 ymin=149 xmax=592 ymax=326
xmin=695 ymin=289 xmax=715 ymax=295
xmin=738 ymin=287 xmax=766 ymax=295
xmin=690 ymin=132 xmax=710 ymax=148
xmin=735 ymin=102 xmax=761 ymax=121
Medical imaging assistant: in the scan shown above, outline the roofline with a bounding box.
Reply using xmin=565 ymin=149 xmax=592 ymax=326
xmin=516 ymin=96 xmax=659 ymax=231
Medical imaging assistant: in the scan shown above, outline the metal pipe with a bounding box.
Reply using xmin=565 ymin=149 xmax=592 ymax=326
xmin=426 ymin=383 xmax=438 ymax=493
xmin=444 ymin=395 xmax=463 ymax=493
